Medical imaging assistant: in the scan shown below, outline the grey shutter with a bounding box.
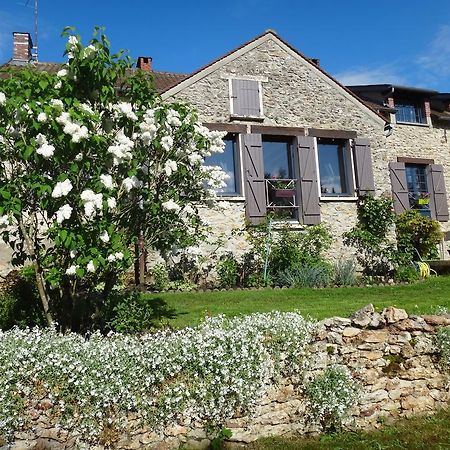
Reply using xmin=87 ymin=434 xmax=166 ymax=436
xmin=231 ymin=79 xmax=261 ymax=117
xmin=427 ymin=164 xmax=449 ymax=222
xmin=298 ymin=136 xmax=321 ymax=224
xmin=389 ymin=162 xmax=410 ymax=214
xmin=353 ymin=138 xmax=375 ymax=196
xmin=242 ymin=133 xmax=266 ymax=224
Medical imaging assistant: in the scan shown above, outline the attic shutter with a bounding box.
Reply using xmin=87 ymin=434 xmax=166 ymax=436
xmin=298 ymin=136 xmax=321 ymax=224
xmin=231 ymin=79 xmax=261 ymax=117
xmin=353 ymin=138 xmax=375 ymax=196
xmin=389 ymin=162 xmax=409 ymax=214
xmin=427 ymin=164 xmax=449 ymax=222
xmin=242 ymin=134 xmax=266 ymax=224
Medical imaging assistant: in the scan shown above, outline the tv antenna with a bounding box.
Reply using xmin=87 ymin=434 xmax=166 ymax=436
xmin=25 ymin=0 xmax=38 ymax=61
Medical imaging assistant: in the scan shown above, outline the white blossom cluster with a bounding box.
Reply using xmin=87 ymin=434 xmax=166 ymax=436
xmin=56 ymin=111 xmax=89 ymax=143
xmin=304 ymin=365 xmax=360 ymax=430
xmin=0 ymin=312 xmax=315 ymax=442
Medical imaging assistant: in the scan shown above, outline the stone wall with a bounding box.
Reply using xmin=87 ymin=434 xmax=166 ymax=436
xmin=3 ymin=306 xmax=450 ymax=450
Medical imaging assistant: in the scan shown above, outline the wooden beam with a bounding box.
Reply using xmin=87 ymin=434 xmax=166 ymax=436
xmin=202 ymin=123 xmax=247 ymax=133
xmin=308 ymin=128 xmax=357 ymax=139
xmin=397 ymin=156 xmax=435 ymax=165
xmin=251 ymin=125 xmax=305 ymax=136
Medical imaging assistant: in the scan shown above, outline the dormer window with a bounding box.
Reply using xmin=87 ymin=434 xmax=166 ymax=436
xmin=395 ymin=100 xmax=426 ymax=124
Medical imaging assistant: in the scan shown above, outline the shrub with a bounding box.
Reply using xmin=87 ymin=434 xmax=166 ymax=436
xmin=149 ymin=264 xmax=170 ymax=291
xmin=276 ymin=262 xmax=332 ymax=288
xmin=0 ymin=268 xmax=45 ymax=330
xmin=396 ymin=209 xmax=443 ymax=260
xmin=0 ymin=312 xmax=315 ymax=443
xmin=394 ymin=264 xmax=420 ymax=283
xmin=305 ymin=365 xmax=360 ymax=432
xmin=333 ymin=259 xmax=357 ymax=286
xmin=217 ymin=255 xmax=239 ymax=288
xmin=343 ymin=195 xmax=396 ymax=277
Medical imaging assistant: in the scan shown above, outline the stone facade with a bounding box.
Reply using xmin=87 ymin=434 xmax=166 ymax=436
xmin=3 ymin=306 xmax=450 ymax=449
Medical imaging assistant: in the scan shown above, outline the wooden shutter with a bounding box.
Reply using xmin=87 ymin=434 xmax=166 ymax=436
xmin=242 ymin=133 xmax=266 ymax=224
xmin=389 ymin=162 xmax=410 ymax=214
xmin=353 ymin=138 xmax=375 ymax=196
xmin=298 ymin=136 xmax=321 ymax=224
xmin=231 ymin=79 xmax=261 ymax=117
xmin=427 ymin=164 xmax=449 ymax=222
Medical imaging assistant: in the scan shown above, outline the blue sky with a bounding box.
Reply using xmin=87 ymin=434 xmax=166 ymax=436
xmin=1 ymin=0 xmax=450 ymax=91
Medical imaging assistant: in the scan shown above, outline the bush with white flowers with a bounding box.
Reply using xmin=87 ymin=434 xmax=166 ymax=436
xmin=0 ymin=312 xmax=316 ymax=442
xmin=304 ymin=365 xmax=360 ymax=432
xmin=0 ymin=27 xmax=227 ymax=329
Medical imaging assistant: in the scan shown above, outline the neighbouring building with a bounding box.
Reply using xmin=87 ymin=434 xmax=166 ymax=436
xmin=1 ymin=30 xmax=450 ymax=274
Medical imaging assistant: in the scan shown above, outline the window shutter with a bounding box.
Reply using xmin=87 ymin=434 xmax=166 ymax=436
xmin=298 ymin=136 xmax=321 ymax=224
xmin=389 ymin=162 xmax=409 ymax=214
xmin=231 ymin=79 xmax=261 ymax=117
xmin=427 ymin=164 xmax=449 ymax=222
xmin=242 ymin=133 xmax=266 ymax=224
xmin=353 ymin=138 xmax=375 ymax=196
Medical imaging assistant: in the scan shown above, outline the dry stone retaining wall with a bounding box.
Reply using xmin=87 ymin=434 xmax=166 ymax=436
xmin=2 ymin=305 xmax=450 ymax=450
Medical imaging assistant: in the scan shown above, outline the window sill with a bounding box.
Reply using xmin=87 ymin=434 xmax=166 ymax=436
xmin=272 ymin=220 xmax=305 ymax=230
xmin=395 ymin=121 xmax=430 ymax=128
xmin=230 ymin=114 xmax=264 ymax=122
xmin=216 ymin=196 xmax=245 ymax=202
xmin=320 ymin=196 xmax=358 ymax=202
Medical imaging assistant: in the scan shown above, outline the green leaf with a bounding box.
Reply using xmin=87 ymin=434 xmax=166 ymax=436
xmin=39 ymin=79 xmax=49 ymax=90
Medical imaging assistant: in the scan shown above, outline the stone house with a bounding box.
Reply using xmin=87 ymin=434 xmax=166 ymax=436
xmin=1 ymin=30 xmax=450 ymax=273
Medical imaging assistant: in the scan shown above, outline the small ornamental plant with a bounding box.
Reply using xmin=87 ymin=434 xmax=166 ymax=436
xmin=0 ymin=27 xmax=228 ymax=329
xmin=436 ymin=327 xmax=450 ymax=368
xmin=0 ymin=312 xmax=316 ymax=443
xmin=304 ymin=365 xmax=360 ymax=432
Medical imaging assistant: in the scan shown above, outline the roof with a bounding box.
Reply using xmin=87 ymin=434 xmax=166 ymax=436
xmin=0 ymin=60 xmax=187 ymax=94
xmin=348 ymin=84 xmax=439 ymax=96
xmin=161 ymin=30 xmax=387 ymax=124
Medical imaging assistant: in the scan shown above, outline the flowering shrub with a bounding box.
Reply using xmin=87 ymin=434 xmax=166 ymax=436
xmin=0 ymin=312 xmax=315 ymax=443
xmin=305 ymin=365 xmax=360 ymax=432
xmin=0 ymin=27 xmax=227 ymax=328
xmin=436 ymin=327 xmax=450 ymax=368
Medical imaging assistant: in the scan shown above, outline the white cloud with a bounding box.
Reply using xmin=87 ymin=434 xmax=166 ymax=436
xmin=334 ymin=65 xmax=406 ymax=86
xmin=416 ymin=25 xmax=450 ymax=79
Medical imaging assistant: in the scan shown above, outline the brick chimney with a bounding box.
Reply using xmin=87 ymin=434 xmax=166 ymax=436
xmin=12 ymin=32 xmax=33 ymax=64
xmin=137 ymin=56 xmax=152 ymax=71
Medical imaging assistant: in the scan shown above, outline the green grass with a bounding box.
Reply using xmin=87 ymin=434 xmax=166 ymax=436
xmin=248 ymin=409 xmax=450 ymax=449
xmin=145 ymin=276 xmax=450 ymax=329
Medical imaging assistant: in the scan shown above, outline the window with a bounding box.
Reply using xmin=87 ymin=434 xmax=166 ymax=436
xmin=317 ymin=138 xmax=354 ymax=196
xmin=205 ymin=135 xmax=241 ymax=196
xmin=262 ymin=137 xmax=297 ymax=219
xmin=230 ymin=79 xmax=263 ymax=119
xmin=395 ymin=101 xmax=425 ymax=124
xmin=405 ymin=164 xmax=431 ymax=217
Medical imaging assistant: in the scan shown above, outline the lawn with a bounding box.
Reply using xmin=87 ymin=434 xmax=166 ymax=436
xmin=145 ymin=275 xmax=450 ymax=329
xmin=249 ymin=409 xmax=450 ymax=449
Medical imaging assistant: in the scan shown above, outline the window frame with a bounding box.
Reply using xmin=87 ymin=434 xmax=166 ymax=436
xmin=315 ymin=137 xmax=357 ymax=200
xmin=394 ymin=99 xmax=427 ymax=125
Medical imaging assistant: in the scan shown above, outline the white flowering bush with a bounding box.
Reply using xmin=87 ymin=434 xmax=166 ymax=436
xmin=304 ymin=365 xmax=360 ymax=432
xmin=0 ymin=312 xmax=315 ymax=442
xmin=0 ymin=27 xmax=227 ymax=329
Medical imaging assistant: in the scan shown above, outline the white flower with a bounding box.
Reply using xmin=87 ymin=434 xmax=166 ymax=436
xmin=55 ymin=204 xmax=72 ymax=224
xmin=87 ymin=260 xmax=96 ymax=273
xmin=114 ymin=252 xmax=124 ymax=260
xmin=107 ymin=197 xmax=117 ymax=210
xmin=112 ymin=102 xmax=138 ymax=121
xmin=79 ymin=103 xmax=94 ymax=114
xmin=107 ymin=254 xmax=116 ymax=263
xmin=57 ymin=69 xmax=68 ymax=77
xmin=108 ymin=131 xmax=134 ymax=165
xmin=54 ymin=81 xmax=62 ymax=89
xmin=80 ymin=189 xmax=103 ymax=218
xmin=183 ymin=204 xmax=194 ymax=215
xmin=68 ymin=35 xmax=78 ymax=46
xmin=37 ymin=112 xmax=47 ymax=123
xmin=75 ymin=152 xmax=83 ymax=161
xmin=52 ymin=179 xmax=73 ymax=198
xmin=0 ymin=92 xmax=6 ymax=105
xmin=70 ymin=250 xmax=77 ymax=258
xmin=36 ymin=143 xmax=55 ymax=159
xmin=100 ymin=231 xmax=109 ymax=243
xmin=161 ymin=135 xmax=173 ymax=152
xmin=122 ymin=176 xmax=142 ymax=192
xmin=162 ymin=199 xmax=181 ymax=212
xmin=65 ymin=265 xmax=78 ymax=275
xmin=100 ymin=174 xmax=114 ymax=190
xmin=36 ymin=133 xmax=47 ymax=145
xmin=50 ymin=99 xmax=64 ymax=108
xmin=188 ymin=153 xmax=203 ymax=164
xmin=164 ymin=159 xmax=177 ymax=176
xmin=0 ymin=215 xmax=9 ymax=227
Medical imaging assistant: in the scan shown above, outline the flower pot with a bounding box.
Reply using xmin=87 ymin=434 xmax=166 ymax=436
xmin=273 ymin=188 xmax=296 ymax=198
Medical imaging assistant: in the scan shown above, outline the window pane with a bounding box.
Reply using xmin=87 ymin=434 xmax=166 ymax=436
xmin=205 ymin=138 xmax=238 ymax=195
xmin=395 ymin=103 xmax=424 ymax=123
xmin=405 ymin=164 xmax=431 ymax=217
xmin=262 ymin=139 xmax=292 ymax=179
xmin=318 ymin=141 xmax=348 ymax=195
